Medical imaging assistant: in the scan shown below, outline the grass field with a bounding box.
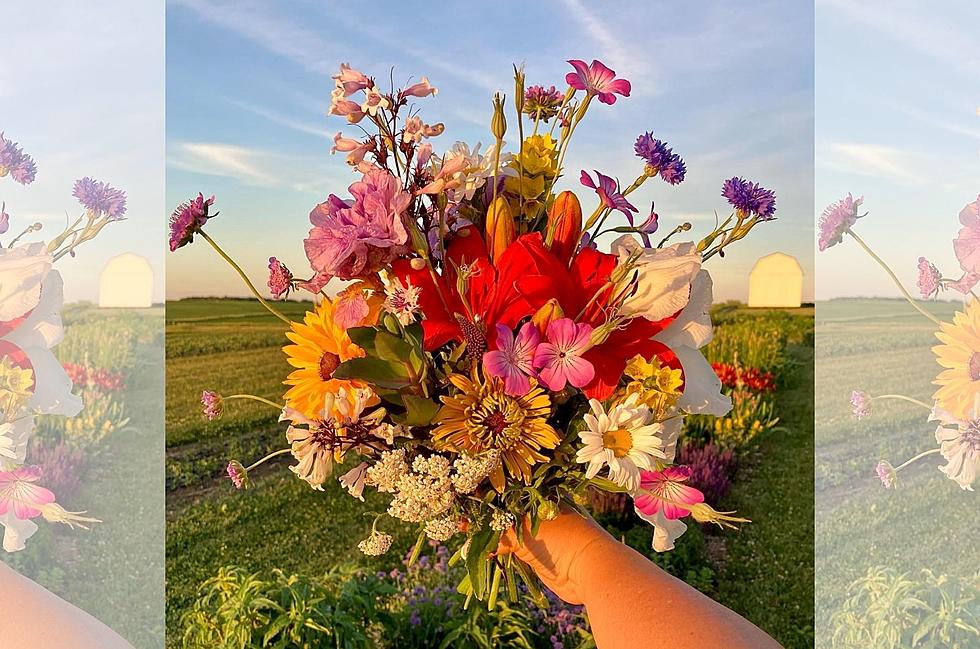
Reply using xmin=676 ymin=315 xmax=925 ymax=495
xmin=165 ymin=298 xmax=815 ymax=647
xmin=815 ymin=298 xmax=979 ymax=645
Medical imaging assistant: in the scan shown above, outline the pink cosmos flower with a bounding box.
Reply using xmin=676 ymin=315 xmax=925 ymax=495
xmin=580 ymin=170 xmax=638 ymax=220
xmin=633 ymin=466 xmax=705 ymax=520
xmin=333 ymin=63 xmax=371 ymax=96
xmin=917 ymin=257 xmax=942 ymax=298
xmin=304 ymin=169 xmax=411 ymax=282
xmin=400 ymin=77 xmax=438 ymax=100
xmin=533 ymin=318 xmax=595 ymax=391
xmin=949 ymin=195 xmax=980 ymax=294
xmin=169 ymin=193 xmax=216 ymax=252
xmin=565 ymin=59 xmax=631 ymax=105
xmin=267 ymin=257 xmax=293 ymax=299
xmin=483 ymin=322 xmax=541 ymax=396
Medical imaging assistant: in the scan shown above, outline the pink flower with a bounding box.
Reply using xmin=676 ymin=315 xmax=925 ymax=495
xmin=818 ymin=193 xmax=863 ymax=251
xmin=0 ymin=202 xmax=8 ymax=235
xmin=334 ymin=290 xmax=370 ymax=329
xmin=483 ymin=322 xmax=541 ymax=396
xmin=917 ymin=257 xmax=942 ymax=298
xmin=201 ymin=390 xmax=223 ymax=421
xmin=331 ymin=132 xmax=373 ymax=166
xmin=949 ymin=195 xmax=980 ymax=294
xmin=565 ymin=59 xmax=631 ymax=105
xmin=874 ymin=460 xmax=896 ymax=489
xmin=169 ymin=193 xmax=216 ymax=252
xmin=332 ymin=63 xmax=371 ymax=96
xmin=226 ymin=460 xmax=249 ymax=490
xmin=329 ymin=95 xmax=366 ymax=124
xmin=268 ymin=257 xmax=293 ymax=299
xmin=633 ymin=466 xmax=705 ymax=520
xmin=304 ymin=169 xmax=411 ymax=281
xmin=0 ymin=466 xmax=55 ymax=520
xmin=533 ymin=318 xmax=595 ymax=391
xmin=360 ymin=87 xmax=390 ymax=117
xmin=402 ymin=117 xmax=444 ymax=144
xmin=850 ymin=390 xmax=872 ymax=420
xmin=400 ymin=77 xmax=438 ymax=100
xmin=580 ymin=170 xmax=637 ymax=220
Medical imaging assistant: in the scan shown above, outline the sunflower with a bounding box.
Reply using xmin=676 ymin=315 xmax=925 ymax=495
xmin=433 ymin=371 xmax=559 ymax=491
xmin=283 ymin=298 xmax=369 ymax=420
xmin=933 ymin=299 xmax=980 ymax=420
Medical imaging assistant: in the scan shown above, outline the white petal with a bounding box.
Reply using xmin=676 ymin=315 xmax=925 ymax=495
xmin=1 ymin=512 xmax=39 ymax=552
xmin=674 ymin=345 xmax=732 ymax=416
xmin=655 ymin=270 xmax=713 ymax=349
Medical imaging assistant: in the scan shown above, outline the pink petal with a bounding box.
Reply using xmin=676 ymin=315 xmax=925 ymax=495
xmin=562 ymin=354 xmax=595 ymax=388
xmin=596 ymin=91 xmax=618 ymax=105
xmin=514 ymin=322 xmax=541 ymax=357
xmin=604 ymin=78 xmax=632 ymax=97
xmin=595 ymin=171 xmax=617 ymax=196
xmin=483 ymin=350 xmax=511 ymax=379
xmin=566 ymin=59 xmax=591 ymax=90
xmin=579 ymin=170 xmax=596 ymax=190
xmin=493 ymin=323 xmax=515 ymax=355
xmin=502 ymin=367 xmax=531 ymax=396
xmin=634 ymin=493 xmax=661 ymax=516
xmin=588 ymin=60 xmax=616 ymax=87
xmin=545 ymin=318 xmax=578 ymax=349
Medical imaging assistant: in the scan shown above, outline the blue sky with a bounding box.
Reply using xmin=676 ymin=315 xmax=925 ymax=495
xmin=1 ymin=1 xmax=164 ymax=305
xmin=166 ymin=0 xmax=814 ymax=302
xmin=815 ymin=0 xmax=980 ymax=300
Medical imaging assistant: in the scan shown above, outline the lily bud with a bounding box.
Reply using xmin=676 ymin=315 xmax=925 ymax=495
xmin=485 ymin=197 xmax=515 ymax=264
xmin=546 ymin=191 xmax=582 ymax=263
xmin=491 ymin=93 xmax=507 ymax=141
xmin=531 ymin=298 xmax=564 ymax=333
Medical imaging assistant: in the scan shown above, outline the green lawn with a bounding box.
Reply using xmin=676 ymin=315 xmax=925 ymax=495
xmin=814 ymin=298 xmax=979 ymax=646
xmin=165 ymin=298 xmax=815 ymax=647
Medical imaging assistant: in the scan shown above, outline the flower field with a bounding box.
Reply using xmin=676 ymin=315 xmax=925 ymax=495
xmin=816 ymin=298 xmax=980 ymax=647
xmin=6 ymin=304 xmax=165 ymax=648
xmin=165 ymin=298 xmax=813 ymax=648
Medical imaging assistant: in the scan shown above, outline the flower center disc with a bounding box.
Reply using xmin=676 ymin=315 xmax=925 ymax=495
xmin=602 ymin=428 xmax=633 ymax=458
xmin=319 ymin=351 xmax=341 ymax=380
xmin=969 ymin=352 xmax=980 ymax=382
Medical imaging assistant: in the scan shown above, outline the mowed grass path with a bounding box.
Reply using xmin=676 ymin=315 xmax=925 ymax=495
xmin=815 ymin=299 xmax=979 ymax=645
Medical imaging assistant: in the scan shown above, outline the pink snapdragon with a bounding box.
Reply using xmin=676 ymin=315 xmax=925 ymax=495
xmin=304 ymin=169 xmax=411 ymax=281
xmin=533 ymin=318 xmax=595 ymax=391
xmin=332 ymin=63 xmax=371 ymax=96
xmin=483 ymin=322 xmax=541 ymax=396
xmin=566 ymin=59 xmax=631 ymax=105
xmin=399 ymin=77 xmax=438 ymax=100
xmin=580 ymin=170 xmax=638 ymax=220
xmin=329 ymin=95 xmax=365 ymax=124
xmin=949 ymin=195 xmax=980 ymax=294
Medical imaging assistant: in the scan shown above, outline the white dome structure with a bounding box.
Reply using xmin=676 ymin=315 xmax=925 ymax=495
xmin=98 ymin=253 xmax=153 ymax=308
xmin=748 ymin=252 xmax=803 ymax=308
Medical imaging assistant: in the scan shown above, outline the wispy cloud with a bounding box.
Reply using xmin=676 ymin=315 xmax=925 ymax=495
xmin=818 ymin=141 xmax=923 ymax=185
xmin=168 ymin=141 xmax=340 ymax=192
xmin=229 ymin=100 xmax=332 ymax=139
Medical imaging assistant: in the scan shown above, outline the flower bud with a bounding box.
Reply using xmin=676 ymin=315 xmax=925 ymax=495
xmin=485 ymin=197 xmax=515 ymax=264
xmin=513 ymin=64 xmax=526 ymax=115
xmin=383 ymin=312 xmax=401 ymax=334
xmin=546 ymin=191 xmax=582 ymax=264
xmin=531 ymin=298 xmax=564 ymax=333
xmin=538 ymin=500 xmax=559 ymax=520
xmin=491 ymin=93 xmax=507 ymax=141
xmin=410 ymin=257 xmax=426 ymax=270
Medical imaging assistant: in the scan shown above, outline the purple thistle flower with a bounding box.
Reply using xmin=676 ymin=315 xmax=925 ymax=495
xmin=818 ymin=193 xmax=863 ymax=251
xmin=267 ymin=257 xmax=294 ymax=300
xmin=722 ymin=176 xmax=777 ymax=220
xmin=917 ymin=257 xmax=942 ymax=298
xmin=73 ymin=177 xmax=127 ymax=220
xmin=0 ymin=133 xmax=37 ymax=185
xmin=169 ymin=193 xmax=216 ymax=252
xmin=634 ymin=132 xmax=686 ymax=185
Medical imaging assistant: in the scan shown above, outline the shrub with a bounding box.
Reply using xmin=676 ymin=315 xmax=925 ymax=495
xmin=35 ymin=388 xmax=129 ymax=449
xmin=685 ymin=386 xmax=779 ymax=450
xmin=28 ymin=439 xmax=88 ymax=498
xmin=676 ymin=442 xmax=737 ymax=504
xmin=830 ymin=567 xmax=980 ymax=649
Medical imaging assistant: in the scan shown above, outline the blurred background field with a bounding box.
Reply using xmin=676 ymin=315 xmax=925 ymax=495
xmin=165 ymin=298 xmax=814 ymax=648
xmin=7 ymin=304 xmax=165 ymax=648
xmin=816 ymin=298 xmax=980 ymax=647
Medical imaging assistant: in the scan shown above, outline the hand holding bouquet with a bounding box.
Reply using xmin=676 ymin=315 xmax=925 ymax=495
xmin=175 ymin=58 xmax=778 ymax=604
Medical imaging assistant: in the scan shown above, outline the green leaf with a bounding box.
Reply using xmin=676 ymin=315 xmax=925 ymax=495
xmin=401 ymin=394 xmax=440 ymax=426
xmin=332 ymin=357 xmax=412 ymax=389
xmin=374 ymin=330 xmax=414 ymax=363
xmin=466 ymin=527 xmax=496 ymax=600
xmin=590 ymin=476 xmax=629 ymax=493
xmin=347 ymin=326 xmax=378 ymax=353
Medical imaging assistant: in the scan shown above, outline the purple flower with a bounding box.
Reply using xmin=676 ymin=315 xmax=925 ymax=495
xmin=580 ymin=170 xmax=638 ymax=221
xmin=948 ymin=195 xmax=980 ymax=294
xmin=483 ymin=322 xmax=540 ymax=396
xmin=267 ymin=257 xmax=293 ymax=300
xmin=226 ymin=460 xmax=250 ymax=489
xmin=637 ymin=203 xmax=659 ymax=247
xmin=201 ymin=390 xmax=223 ymax=421
xmin=523 ymin=85 xmax=564 ymax=121
xmin=818 ymin=193 xmax=863 ymax=251
xmin=850 ymin=390 xmax=872 ymax=420
xmin=722 ymin=177 xmax=777 ymax=221
xmin=874 ymin=460 xmax=896 ymax=489
xmin=169 ymin=193 xmax=216 ymax=252
xmin=73 ymin=177 xmax=127 ymax=220
xmin=634 ymin=133 xmax=686 ymax=185
xmin=0 ymin=133 xmax=37 ymax=185
xmin=304 ymin=168 xmax=410 ymax=282
xmin=917 ymin=257 xmax=942 ymax=298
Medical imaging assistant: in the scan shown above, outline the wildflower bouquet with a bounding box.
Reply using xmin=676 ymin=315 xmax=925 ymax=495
xmin=176 ymin=59 xmax=777 ymax=603
xmin=0 ymin=133 xmax=122 ymax=550
xmin=820 ymin=193 xmax=979 ymax=490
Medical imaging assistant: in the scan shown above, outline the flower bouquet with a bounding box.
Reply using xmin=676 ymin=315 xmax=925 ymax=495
xmin=820 ymin=193 xmax=979 ymax=490
xmin=0 ymin=133 xmax=122 ymax=551
xmin=175 ymin=59 xmax=777 ymax=604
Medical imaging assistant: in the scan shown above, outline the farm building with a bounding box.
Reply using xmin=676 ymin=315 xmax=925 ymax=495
xmin=99 ymin=253 xmax=154 ymax=308
xmin=748 ymin=252 xmax=803 ymax=308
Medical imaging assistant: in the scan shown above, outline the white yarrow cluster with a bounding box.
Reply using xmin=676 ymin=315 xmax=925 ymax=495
xmin=387 ymin=454 xmax=454 ymax=523
xmin=490 ymin=510 xmax=515 ymax=532
xmin=424 ymin=515 xmax=461 ymax=541
xmin=366 ymin=449 xmax=408 ymax=493
xmin=451 ymin=451 xmax=501 ymax=494
xmin=357 ymin=530 xmax=393 ymax=556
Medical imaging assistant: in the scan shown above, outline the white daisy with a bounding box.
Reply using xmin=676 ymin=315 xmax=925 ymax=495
xmin=576 ymin=393 xmax=666 ymax=491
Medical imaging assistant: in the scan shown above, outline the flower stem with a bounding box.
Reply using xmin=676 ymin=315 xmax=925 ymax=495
xmin=872 ymin=394 xmax=933 ymax=410
xmin=846 ymin=229 xmax=942 ymax=326
xmin=225 ymin=394 xmax=283 ymax=410
xmin=200 ymin=230 xmax=292 ymax=325
xmin=894 ymin=447 xmax=941 ymax=472
xmin=245 ymin=448 xmax=292 ymax=472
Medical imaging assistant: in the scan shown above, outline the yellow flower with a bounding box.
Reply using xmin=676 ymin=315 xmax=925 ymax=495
xmin=432 ymin=371 xmax=559 ymax=491
xmin=283 ymin=298 xmax=369 ymax=420
xmin=505 ymin=135 xmax=558 ymax=216
xmin=932 ymin=300 xmax=980 ymax=420
xmin=0 ymin=357 xmax=33 ymax=418
xmin=620 ymin=354 xmax=684 ymax=416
